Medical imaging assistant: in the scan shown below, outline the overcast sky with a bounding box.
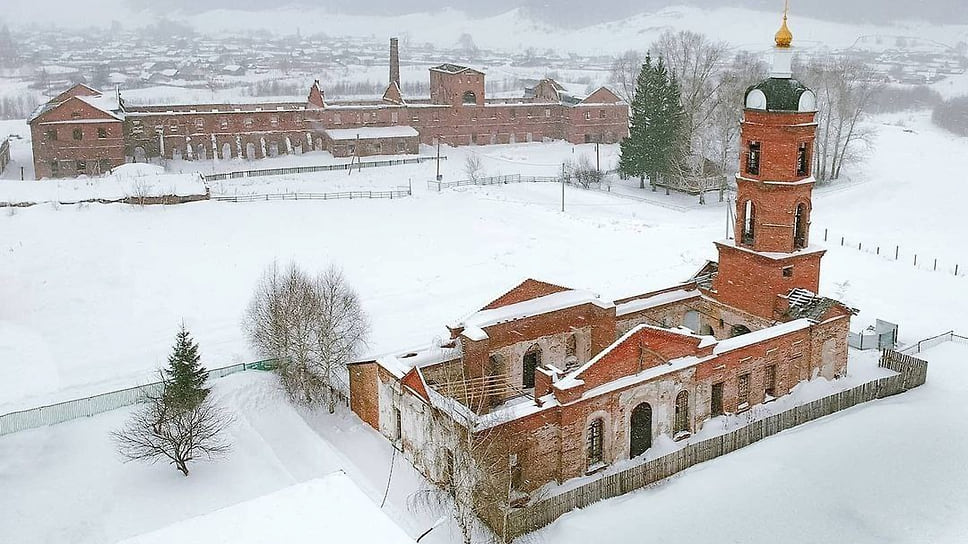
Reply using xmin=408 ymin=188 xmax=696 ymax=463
xmin=117 ymin=0 xmax=966 ymax=25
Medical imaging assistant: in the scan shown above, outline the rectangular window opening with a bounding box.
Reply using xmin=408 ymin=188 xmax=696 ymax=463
xmin=747 ymin=141 xmax=761 ymax=176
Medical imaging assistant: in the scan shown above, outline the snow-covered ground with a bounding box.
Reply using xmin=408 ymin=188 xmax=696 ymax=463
xmin=2 ymin=109 xmax=967 ymax=541
xmin=2 ymin=112 xmax=964 ymax=413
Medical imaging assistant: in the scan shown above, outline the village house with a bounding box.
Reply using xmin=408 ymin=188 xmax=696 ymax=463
xmin=347 ymin=13 xmax=854 ymax=535
xmin=27 ymin=37 xmax=629 ymax=179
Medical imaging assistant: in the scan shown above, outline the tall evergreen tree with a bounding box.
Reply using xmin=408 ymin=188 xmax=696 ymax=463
xmin=164 ymin=323 xmax=209 ymax=411
xmin=618 ymin=54 xmax=686 ymax=190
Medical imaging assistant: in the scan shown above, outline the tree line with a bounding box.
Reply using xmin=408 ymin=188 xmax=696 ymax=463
xmin=932 ymin=95 xmax=968 ymax=137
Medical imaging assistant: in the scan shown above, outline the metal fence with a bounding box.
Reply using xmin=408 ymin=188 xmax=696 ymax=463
xmin=0 ymin=359 xmax=276 ymax=436
xmin=426 ymin=174 xmax=558 ymax=191
xmin=212 ymin=189 xmax=411 ymax=203
xmin=899 ymin=330 xmax=968 ymax=355
xmin=202 ymin=156 xmax=442 ymax=182
xmin=504 ymin=349 xmax=928 ymax=539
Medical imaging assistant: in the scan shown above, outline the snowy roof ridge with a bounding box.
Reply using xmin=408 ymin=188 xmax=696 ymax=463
xmin=713 ymin=319 xmax=812 ymax=355
xmin=453 ymin=288 xmax=613 ymax=334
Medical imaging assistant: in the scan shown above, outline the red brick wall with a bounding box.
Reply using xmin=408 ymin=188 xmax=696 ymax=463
xmin=349 ymin=362 xmax=381 ymax=430
xmin=713 ymin=242 xmax=824 ymax=320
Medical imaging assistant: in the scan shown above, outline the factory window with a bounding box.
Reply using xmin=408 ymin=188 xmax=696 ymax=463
xmin=97 ymin=128 xmax=108 ymax=139
xmin=72 ymin=128 xmax=83 ymax=141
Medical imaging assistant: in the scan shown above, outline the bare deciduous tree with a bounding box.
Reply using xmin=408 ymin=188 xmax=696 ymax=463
xmin=464 ymin=153 xmax=484 ymax=183
xmin=608 ymin=49 xmax=643 ymax=104
xmin=651 ymin=30 xmax=730 ymax=159
xmin=798 ymin=54 xmax=882 ymax=181
xmin=244 ymin=262 xmax=369 ymax=412
xmin=114 ymin=385 xmax=232 ymax=477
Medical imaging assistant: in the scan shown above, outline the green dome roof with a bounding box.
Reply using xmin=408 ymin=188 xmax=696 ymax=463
xmin=744 ymin=78 xmax=815 ymax=112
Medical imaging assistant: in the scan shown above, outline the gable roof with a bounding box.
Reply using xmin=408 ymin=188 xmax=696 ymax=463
xmin=580 ymin=86 xmax=624 ymax=105
xmin=555 ymin=324 xmax=713 ymax=392
xmin=307 ymin=80 xmax=325 ymax=109
xmin=382 ymin=80 xmax=405 ymax=105
xmin=454 ymin=288 xmax=613 ymax=342
xmin=481 ymin=279 xmax=572 ymax=311
xmin=29 ymin=94 xmax=123 ymax=125
xmin=401 ymin=367 xmax=431 ymax=404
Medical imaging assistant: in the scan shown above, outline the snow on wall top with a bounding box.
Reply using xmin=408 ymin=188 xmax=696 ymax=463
xmin=615 ymin=287 xmax=701 ymax=317
xmin=116 ymin=472 xmax=415 ymax=544
xmin=324 ymin=126 xmax=419 ymax=141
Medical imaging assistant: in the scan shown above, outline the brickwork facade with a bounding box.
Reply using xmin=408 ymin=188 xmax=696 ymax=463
xmin=28 ymin=40 xmax=628 ymax=179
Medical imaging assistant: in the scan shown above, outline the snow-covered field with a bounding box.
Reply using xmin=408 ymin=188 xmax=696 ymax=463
xmin=2 ymin=109 xmax=968 ymax=542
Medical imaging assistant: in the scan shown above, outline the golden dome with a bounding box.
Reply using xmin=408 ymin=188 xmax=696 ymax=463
xmin=775 ymin=5 xmax=793 ymax=48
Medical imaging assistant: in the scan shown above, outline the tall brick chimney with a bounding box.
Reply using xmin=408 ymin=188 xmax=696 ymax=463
xmin=389 ymin=37 xmax=400 ymax=88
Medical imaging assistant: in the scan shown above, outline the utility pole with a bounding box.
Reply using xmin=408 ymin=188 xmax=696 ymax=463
xmin=595 ymin=141 xmax=600 ymax=173
xmin=435 ymin=137 xmax=442 ymax=182
xmin=561 ymin=163 xmax=565 ymax=212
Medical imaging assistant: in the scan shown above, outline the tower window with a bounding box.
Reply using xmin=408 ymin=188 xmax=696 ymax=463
xmin=797 ymin=142 xmax=810 ymax=176
xmin=793 ymin=203 xmax=808 ymax=249
xmin=72 ymin=128 xmax=83 ymax=141
xmin=462 ymin=90 xmax=477 ymax=104
xmin=742 ymin=200 xmax=755 ymax=245
xmin=97 ymin=128 xmax=108 ymax=139
xmin=45 ymin=129 xmax=57 ymax=141
xmin=747 ymin=141 xmax=761 ymax=176
xmin=782 ymin=266 xmax=794 ymax=277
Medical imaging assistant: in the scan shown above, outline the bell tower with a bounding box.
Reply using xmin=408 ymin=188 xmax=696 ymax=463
xmin=712 ymin=4 xmax=826 ymax=321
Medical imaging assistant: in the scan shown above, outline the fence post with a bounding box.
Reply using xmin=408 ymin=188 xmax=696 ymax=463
xmin=895 ymin=245 xmax=899 ymax=260
xmin=914 ymin=254 xmax=918 ymax=266
xmin=840 ymin=236 xmax=844 ymax=246
xmin=934 ymin=258 xmax=937 ymax=271
xmin=876 ymin=246 xmax=880 ymax=255
xmin=858 ymin=242 xmax=862 ymax=251
xmin=956 ymin=264 xmax=960 ymax=276
xmin=824 ymin=228 xmax=827 ymax=241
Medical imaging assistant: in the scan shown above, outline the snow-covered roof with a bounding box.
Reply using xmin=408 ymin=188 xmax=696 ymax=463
xmin=361 ymin=341 xmax=462 ymax=379
xmin=453 ymin=289 xmax=613 ymax=340
xmin=615 ymin=287 xmax=700 ymax=316
xmin=430 ymin=63 xmax=483 ymax=75
xmin=117 ymin=472 xmax=415 ymax=544
xmin=324 ymin=126 xmax=419 ymax=141
xmin=713 ymin=319 xmax=812 ymax=355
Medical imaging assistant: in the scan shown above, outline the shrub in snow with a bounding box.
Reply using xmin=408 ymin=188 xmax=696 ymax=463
xmin=244 ymin=262 xmax=369 ymax=413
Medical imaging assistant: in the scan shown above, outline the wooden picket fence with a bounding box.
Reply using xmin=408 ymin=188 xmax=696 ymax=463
xmin=503 ymin=349 xmax=928 ymax=539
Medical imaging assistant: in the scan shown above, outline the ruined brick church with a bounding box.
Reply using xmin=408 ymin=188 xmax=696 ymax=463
xmin=27 ymin=38 xmax=628 ymax=179
xmin=348 ymin=11 xmax=854 ymax=531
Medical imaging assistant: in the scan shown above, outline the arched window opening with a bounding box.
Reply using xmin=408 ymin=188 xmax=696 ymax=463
xmin=742 ymin=200 xmax=756 ymax=245
xmin=587 ymin=418 xmax=604 ymax=467
xmin=794 ymin=203 xmax=808 ymax=249
xmin=630 ymin=403 xmax=653 ymax=458
xmin=522 ymin=345 xmax=541 ymax=389
xmin=674 ymin=391 xmax=690 ymax=436
xmin=462 ymin=90 xmax=477 ymax=104
xmin=797 ymin=142 xmax=810 ymax=176
xmin=730 ymin=324 xmax=752 ymax=337
xmin=746 ymin=141 xmax=761 ymax=175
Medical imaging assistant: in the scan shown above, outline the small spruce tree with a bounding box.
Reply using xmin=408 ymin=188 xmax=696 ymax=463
xmin=164 ymin=323 xmax=209 ymax=411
